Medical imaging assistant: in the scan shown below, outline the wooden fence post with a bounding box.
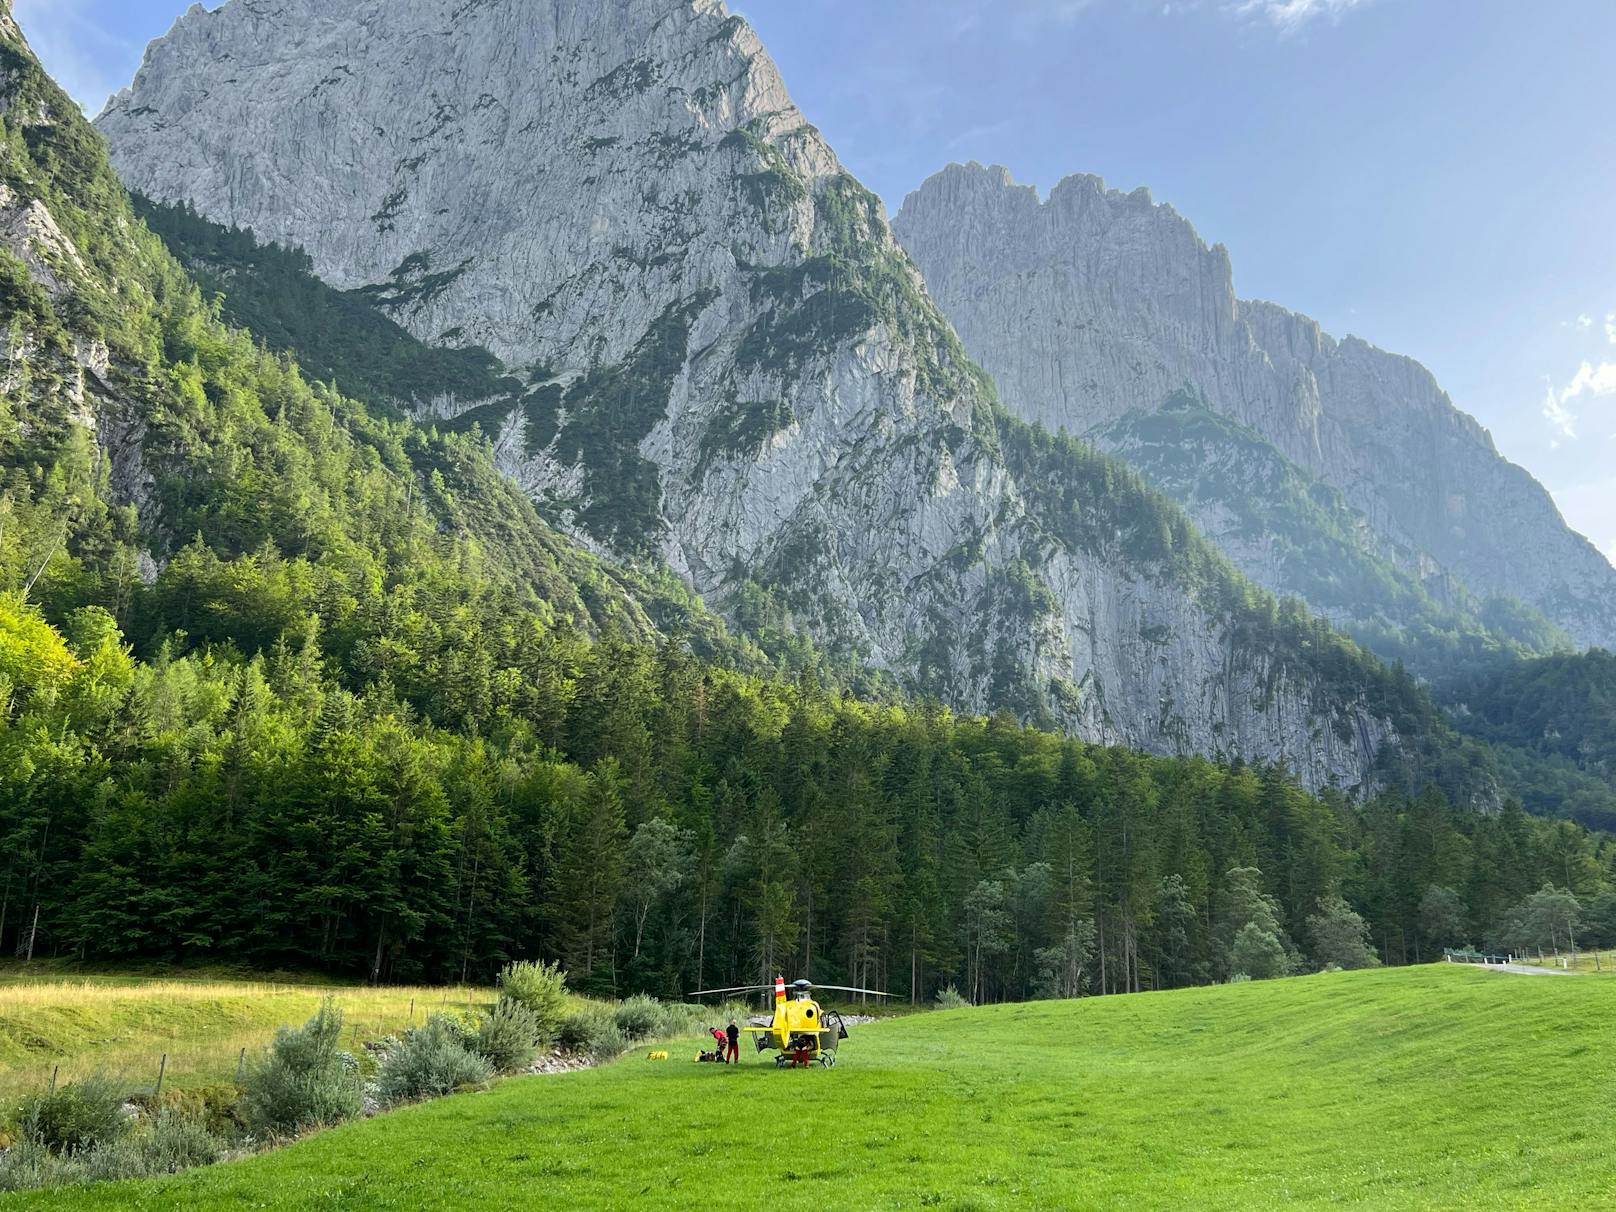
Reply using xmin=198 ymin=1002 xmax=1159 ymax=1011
xmin=409 ymin=997 xmax=415 ymax=1024
xmin=154 ymin=1054 xmax=167 ymax=1100
xmin=235 ymin=1048 xmax=247 ymax=1084
xmin=48 ymin=1065 xmax=57 ymax=1096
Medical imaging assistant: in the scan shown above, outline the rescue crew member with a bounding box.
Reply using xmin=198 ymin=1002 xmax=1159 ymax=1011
xmin=726 ymin=1019 xmax=740 ymax=1064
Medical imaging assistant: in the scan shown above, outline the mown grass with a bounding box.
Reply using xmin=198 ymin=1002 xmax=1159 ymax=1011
xmin=8 ymin=965 xmax=1615 ymax=1209
xmin=0 ymin=963 xmax=493 ymax=1102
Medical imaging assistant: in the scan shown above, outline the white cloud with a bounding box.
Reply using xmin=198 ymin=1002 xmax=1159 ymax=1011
xmin=1563 ymin=360 xmax=1616 ymax=403
xmin=1232 ymin=0 xmax=1377 ymax=32
xmin=1577 ymin=314 xmax=1594 ymax=330
xmin=1543 ymin=377 xmax=1579 ymax=441
xmin=1606 ymin=313 xmax=1616 ymax=345
xmin=1543 ymin=360 xmax=1616 ymax=443
xmin=12 ymin=0 xmax=136 ymax=115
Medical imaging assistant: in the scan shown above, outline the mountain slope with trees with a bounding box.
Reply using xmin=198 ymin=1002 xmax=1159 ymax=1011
xmin=95 ymin=0 xmax=1492 ymax=792
xmin=3 ymin=4 xmax=1613 ymax=1001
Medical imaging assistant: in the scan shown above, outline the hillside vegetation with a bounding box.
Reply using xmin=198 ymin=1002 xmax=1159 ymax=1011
xmin=0 ymin=966 xmax=487 ymax=1102
xmin=13 ymin=965 xmax=1615 ymax=1210
xmin=132 ymin=196 xmax=523 ymax=417
xmin=2 ymin=12 xmax=1615 ymax=1000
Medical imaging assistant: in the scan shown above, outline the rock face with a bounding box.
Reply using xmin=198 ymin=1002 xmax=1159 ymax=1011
xmin=893 ymin=163 xmax=1616 ymax=651
xmin=98 ymin=0 xmax=1413 ymax=791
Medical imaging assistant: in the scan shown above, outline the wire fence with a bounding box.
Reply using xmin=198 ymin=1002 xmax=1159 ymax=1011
xmin=1444 ymin=946 xmax=1616 ymax=973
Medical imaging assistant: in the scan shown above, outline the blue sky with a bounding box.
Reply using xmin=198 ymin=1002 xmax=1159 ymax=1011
xmin=19 ymin=0 xmax=1616 ymax=564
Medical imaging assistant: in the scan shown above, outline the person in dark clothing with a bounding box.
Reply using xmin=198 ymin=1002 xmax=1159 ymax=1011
xmin=725 ymin=1020 xmax=740 ymax=1065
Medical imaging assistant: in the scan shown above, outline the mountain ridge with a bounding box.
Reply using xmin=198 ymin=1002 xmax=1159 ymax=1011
xmin=90 ymin=0 xmax=1563 ymax=804
xmin=893 ymin=161 xmax=1616 ymax=654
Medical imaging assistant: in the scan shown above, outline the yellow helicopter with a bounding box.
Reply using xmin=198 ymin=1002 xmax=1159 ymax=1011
xmin=688 ymin=975 xmax=891 ymax=1068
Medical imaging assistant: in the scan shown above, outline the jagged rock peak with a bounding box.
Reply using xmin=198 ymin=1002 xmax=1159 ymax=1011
xmin=100 ymin=0 xmax=835 ymax=367
xmin=895 ymin=161 xmax=1616 ymax=649
xmin=98 ymin=0 xmax=1425 ymax=793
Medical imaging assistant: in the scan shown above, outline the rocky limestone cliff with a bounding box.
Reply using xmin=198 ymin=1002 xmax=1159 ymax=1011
xmin=97 ymin=0 xmax=1413 ymax=791
xmin=893 ymin=163 xmax=1616 ymax=651
xmin=0 ymin=22 xmax=160 ymax=553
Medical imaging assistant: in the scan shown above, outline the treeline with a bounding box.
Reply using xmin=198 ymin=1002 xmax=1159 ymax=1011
xmin=1448 ymin=649 xmax=1616 ymax=778
xmin=4 ymin=14 xmax=1615 ymax=1006
xmin=4 ymin=588 xmax=1613 ymax=998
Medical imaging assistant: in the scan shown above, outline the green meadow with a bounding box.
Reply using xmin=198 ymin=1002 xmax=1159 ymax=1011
xmin=0 ymin=964 xmax=491 ymax=1102
xmin=7 ymin=964 xmax=1614 ymax=1210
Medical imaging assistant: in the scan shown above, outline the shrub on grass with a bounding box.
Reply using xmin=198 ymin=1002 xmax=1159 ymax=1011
xmin=612 ymin=994 xmax=664 ymax=1041
xmin=609 ymin=996 xmax=709 ymax=1043
xmin=15 ymin=1074 xmax=127 ymax=1156
xmin=241 ymin=1002 xmax=363 ymax=1138
xmin=138 ymin=1084 xmax=245 ymax=1138
xmin=0 ymin=1108 xmax=225 ymax=1193
xmin=0 ymin=1135 xmax=76 ymax=1192
xmin=557 ymin=1008 xmax=628 ymax=1061
xmin=934 ymin=984 xmax=970 ymax=1011
xmin=473 ymin=999 xmax=540 ymax=1075
xmin=376 ymin=1015 xmax=494 ymax=1105
xmin=656 ymin=1000 xmax=711 ymax=1039
xmin=84 ymin=1109 xmax=222 ymax=1181
xmin=497 ymin=960 xmax=569 ymax=1043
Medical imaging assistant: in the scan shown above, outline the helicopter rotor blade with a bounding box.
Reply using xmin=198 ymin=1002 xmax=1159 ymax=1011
xmin=685 ymin=985 xmax=773 ymax=998
xmin=807 ymin=984 xmax=894 ymax=997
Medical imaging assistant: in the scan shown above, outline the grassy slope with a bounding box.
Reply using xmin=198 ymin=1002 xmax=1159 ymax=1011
xmin=0 ymin=966 xmax=491 ymax=1102
xmin=14 ymin=966 xmax=1615 ymax=1210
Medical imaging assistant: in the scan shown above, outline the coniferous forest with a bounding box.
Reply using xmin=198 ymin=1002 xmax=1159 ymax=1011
xmin=1 ymin=11 xmax=1614 ymax=1006
xmin=6 ymin=584 xmax=1614 ymax=997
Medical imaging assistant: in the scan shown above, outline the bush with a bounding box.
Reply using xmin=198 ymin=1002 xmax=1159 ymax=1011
xmin=134 ymin=1108 xmax=223 ymax=1174
xmin=136 ymin=1084 xmax=245 ymax=1139
xmin=609 ymin=996 xmax=709 ymax=1043
xmin=612 ymin=994 xmax=664 ymax=1042
xmin=376 ymin=1015 xmax=494 ymax=1105
xmin=0 ymin=1135 xmax=75 ymax=1192
xmin=934 ymin=984 xmax=970 ymax=1011
xmin=15 ymin=1074 xmax=127 ymax=1156
xmin=241 ymin=1002 xmax=363 ymax=1138
xmin=473 ymin=999 xmax=540 ymax=1075
xmin=498 ymin=960 xmax=569 ymax=1044
xmin=0 ymin=1108 xmax=224 ymax=1194
xmin=557 ymin=1008 xmax=628 ymax=1061
xmin=84 ymin=1109 xmax=222 ymax=1181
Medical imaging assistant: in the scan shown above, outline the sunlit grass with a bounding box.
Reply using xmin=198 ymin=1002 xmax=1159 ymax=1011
xmin=0 ymin=964 xmax=494 ymax=1101
xmin=13 ymin=964 xmax=1616 ymax=1210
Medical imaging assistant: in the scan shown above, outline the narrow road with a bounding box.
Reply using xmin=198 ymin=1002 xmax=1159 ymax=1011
xmin=1482 ymin=963 xmax=1581 ymax=976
